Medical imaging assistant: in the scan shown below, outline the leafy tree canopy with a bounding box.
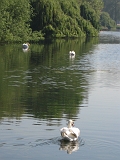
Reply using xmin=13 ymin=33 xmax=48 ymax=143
xmin=0 ymin=0 xmax=32 ymax=42
xmin=0 ymin=0 xmax=104 ymax=42
xmin=100 ymin=12 xmax=116 ymax=29
xmin=103 ymin=0 xmax=120 ymax=23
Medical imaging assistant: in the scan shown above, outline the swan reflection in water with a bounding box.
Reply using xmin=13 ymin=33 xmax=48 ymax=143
xmin=59 ymin=139 xmax=80 ymax=154
xmin=31 ymin=137 xmax=84 ymax=154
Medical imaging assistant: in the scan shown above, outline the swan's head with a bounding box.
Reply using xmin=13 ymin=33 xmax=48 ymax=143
xmin=26 ymin=42 xmax=30 ymax=46
xmin=68 ymin=119 xmax=74 ymax=128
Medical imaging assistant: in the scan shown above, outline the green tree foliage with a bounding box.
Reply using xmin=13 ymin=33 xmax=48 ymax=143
xmin=31 ymin=0 xmax=83 ymax=38
xmin=0 ymin=0 xmax=104 ymax=42
xmin=83 ymin=0 xmax=103 ymax=13
xmin=31 ymin=0 xmax=103 ymax=38
xmin=0 ymin=0 xmax=32 ymax=42
xmin=103 ymin=0 xmax=120 ymax=23
xmin=80 ymin=2 xmax=100 ymax=30
xmin=100 ymin=12 xmax=116 ymax=29
xmin=80 ymin=0 xmax=103 ymax=35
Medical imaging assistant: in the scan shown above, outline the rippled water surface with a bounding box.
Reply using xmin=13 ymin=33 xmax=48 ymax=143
xmin=0 ymin=31 xmax=120 ymax=160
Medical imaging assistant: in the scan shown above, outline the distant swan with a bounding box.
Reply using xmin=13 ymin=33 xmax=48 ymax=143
xmin=22 ymin=43 xmax=30 ymax=52
xmin=69 ymin=51 xmax=75 ymax=56
xmin=22 ymin=43 xmax=30 ymax=50
xmin=60 ymin=119 xmax=80 ymax=141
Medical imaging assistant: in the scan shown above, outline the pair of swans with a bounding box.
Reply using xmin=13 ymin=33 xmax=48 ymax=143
xmin=60 ymin=120 xmax=80 ymax=141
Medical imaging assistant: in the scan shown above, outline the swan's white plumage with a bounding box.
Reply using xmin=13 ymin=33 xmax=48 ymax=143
xmin=22 ymin=43 xmax=30 ymax=49
xmin=69 ymin=51 xmax=75 ymax=56
xmin=22 ymin=43 xmax=30 ymax=52
xmin=60 ymin=120 xmax=80 ymax=141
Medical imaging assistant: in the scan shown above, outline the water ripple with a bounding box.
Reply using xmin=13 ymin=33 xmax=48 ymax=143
xmin=31 ymin=137 xmax=84 ymax=154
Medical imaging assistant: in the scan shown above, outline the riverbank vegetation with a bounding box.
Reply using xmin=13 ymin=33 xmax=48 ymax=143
xmin=100 ymin=0 xmax=120 ymax=30
xmin=100 ymin=12 xmax=116 ymax=30
xmin=103 ymin=0 xmax=120 ymax=24
xmin=0 ymin=0 xmax=104 ymax=42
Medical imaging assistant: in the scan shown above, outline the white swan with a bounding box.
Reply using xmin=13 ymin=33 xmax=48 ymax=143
xmin=69 ymin=51 xmax=75 ymax=56
xmin=22 ymin=43 xmax=30 ymax=50
xmin=60 ymin=119 xmax=80 ymax=141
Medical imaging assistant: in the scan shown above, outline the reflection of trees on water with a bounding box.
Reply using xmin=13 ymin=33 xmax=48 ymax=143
xmin=0 ymin=44 xmax=30 ymax=119
xmin=0 ymin=38 xmax=98 ymax=119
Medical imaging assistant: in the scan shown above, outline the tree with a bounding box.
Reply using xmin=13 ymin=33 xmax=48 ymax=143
xmin=0 ymin=0 xmax=104 ymax=42
xmin=100 ymin=12 xmax=116 ymax=29
xmin=80 ymin=0 xmax=103 ymax=30
xmin=0 ymin=0 xmax=32 ymax=42
xmin=103 ymin=0 xmax=120 ymax=23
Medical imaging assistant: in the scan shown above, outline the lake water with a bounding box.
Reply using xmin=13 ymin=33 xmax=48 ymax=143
xmin=0 ymin=31 xmax=120 ymax=160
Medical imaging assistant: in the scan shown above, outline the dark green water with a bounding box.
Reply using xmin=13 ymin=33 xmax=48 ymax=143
xmin=0 ymin=31 xmax=120 ymax=160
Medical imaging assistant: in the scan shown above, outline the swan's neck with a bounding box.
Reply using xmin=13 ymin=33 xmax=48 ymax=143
xmin=68 ymin=123 xmax=72 ymax=128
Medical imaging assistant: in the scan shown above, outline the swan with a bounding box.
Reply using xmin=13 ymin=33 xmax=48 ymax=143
xmin=22 ymin=43 xmax=30 ymax=52
xmin=69 ymin=51 xmax=75 ymax=56
xmin=22 ymin=43 xmax=30 ymax=50
xmin=60 ymin=119 xmax=80 ymax=141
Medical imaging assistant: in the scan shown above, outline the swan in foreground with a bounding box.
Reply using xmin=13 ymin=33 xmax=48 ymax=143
xmin=69 ymin=51 xmax=75 ymax=56
xmin=60 ymin=119 xmax=80 ymax=141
